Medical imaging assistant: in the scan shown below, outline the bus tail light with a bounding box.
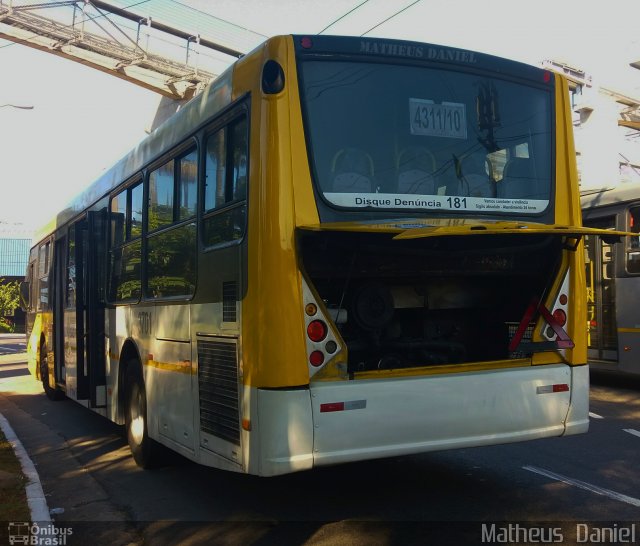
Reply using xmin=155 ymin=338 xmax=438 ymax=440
xmin=309 ymin=351 xmax=324 ymax=367
xmin=307 ymin=320 xmax=328 ymax=342
xmin=301 ymin=276 xmax=343 ymax=377
xmin=552 ymin=308 xmax=567 ymax=327
xmin=510 ymin=269 xmax=574 ymax=353
xmin=543 ymin=270 xmax=570 ymax=344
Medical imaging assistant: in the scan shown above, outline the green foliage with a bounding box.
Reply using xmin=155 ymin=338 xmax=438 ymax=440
xmin=0 ymin=318 xmax=14 ymax=333
xmin=0 ymin=279 xmax=20 ymax=321
xmin=147 ymin=223 xmax=196 ymax=298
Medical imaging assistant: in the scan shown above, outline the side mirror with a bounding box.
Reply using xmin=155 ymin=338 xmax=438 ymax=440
xmin=19 ymin=281 xmax=30 ymax=311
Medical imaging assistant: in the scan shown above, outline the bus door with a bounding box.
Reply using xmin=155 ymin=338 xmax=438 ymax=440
xmin=71 ymin=211 xmax=107 ymax=407
xmin=52 ymin=237 xmax=67 ymax=389
xmin=584 ymin=217 xmax=618 ymax=363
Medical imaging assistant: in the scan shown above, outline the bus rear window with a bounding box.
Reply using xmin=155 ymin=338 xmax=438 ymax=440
xmin=299 ymin=60 xmax=553 ymax=218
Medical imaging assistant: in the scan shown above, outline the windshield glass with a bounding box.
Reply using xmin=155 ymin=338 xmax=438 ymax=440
xmin=299 ymin=60 xmax=553 ymax=217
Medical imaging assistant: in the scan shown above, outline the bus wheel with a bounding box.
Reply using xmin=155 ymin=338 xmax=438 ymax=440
xmin=40 ymin=342 xmax=63 ymax=401
xmin=125 ymin=364 xmax=160 ymax=468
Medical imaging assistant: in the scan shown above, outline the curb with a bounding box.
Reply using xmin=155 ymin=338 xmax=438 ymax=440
xmin=0 ymin=411 xmax=51 ymax=522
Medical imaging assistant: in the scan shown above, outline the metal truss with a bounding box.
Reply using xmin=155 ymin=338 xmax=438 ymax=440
xmin=0 ymin=0 xmax=248 ymax=100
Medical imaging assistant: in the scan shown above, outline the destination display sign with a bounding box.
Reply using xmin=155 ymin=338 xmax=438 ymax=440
xmin=324 ymin=192 xmax=548 ymax=214
xmin=409 ymin=99 xmax=467 ymax=139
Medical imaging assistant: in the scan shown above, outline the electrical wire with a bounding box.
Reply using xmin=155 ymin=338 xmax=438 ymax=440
xmin=166 ymin=0 xmax=267 ymax=39
xmin=318 ymin=0 xmax=370 ymax=35
xmin=360 ymin=0 xmax=421 ymax=36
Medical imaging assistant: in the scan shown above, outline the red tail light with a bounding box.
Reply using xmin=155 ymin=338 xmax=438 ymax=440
xmin=307 ymin=320 xmax=328 ymax=342
xmin=552 ymin=309 xmax=567 ymax=327
xmin=309 ymin=350 xmax=324 ymax=367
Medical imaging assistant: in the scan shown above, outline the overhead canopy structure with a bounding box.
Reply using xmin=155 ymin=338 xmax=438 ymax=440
xmin=619 ymin=119 xmax=640 ymax=130
xmin=614 ymin=94 xmax=640 ymax=133
xmin=0 ymin=0 xmax=265 ymax=100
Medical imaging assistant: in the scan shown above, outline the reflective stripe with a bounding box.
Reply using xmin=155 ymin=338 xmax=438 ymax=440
xmin=144 ymin=358 xmax=193 ymax=374
xmin=536 ymin=383 xmax=569 ymax=394
xmin=320 ymin=399 xmax=367 ymax=412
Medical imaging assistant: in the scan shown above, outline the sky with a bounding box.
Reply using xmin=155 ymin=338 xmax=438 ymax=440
xmin=1 ymin=0 xmax=639 ymax=232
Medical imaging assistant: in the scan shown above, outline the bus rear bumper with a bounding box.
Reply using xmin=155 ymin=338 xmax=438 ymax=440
xmin=254 ymin=364 xmax=588 ymax=475
xmin=308 ymin=364 xmax=586 ymax=468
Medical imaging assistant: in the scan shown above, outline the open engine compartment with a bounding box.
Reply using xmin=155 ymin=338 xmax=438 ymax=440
xmin=299 ymin=229 xmax=564 ymax=373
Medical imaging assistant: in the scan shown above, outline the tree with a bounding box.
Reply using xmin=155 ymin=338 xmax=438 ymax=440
xmin=0 ymin=278 xmax=20 ymax=319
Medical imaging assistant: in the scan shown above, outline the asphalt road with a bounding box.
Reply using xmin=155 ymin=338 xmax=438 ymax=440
xmin=1 ymin=338 xmax=639 ymax=546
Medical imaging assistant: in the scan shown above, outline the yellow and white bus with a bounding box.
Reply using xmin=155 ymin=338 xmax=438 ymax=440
xmin=22 ymin=35 xmax=622 ymax=476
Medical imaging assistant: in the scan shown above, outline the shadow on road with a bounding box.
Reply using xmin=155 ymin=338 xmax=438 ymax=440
xmin=0 ymin=368 xmax=30 ymax=379
xmin=590 ymin=368 xmax=640 ymax=391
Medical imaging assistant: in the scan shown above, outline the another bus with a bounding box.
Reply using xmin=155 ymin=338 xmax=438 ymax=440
xmin=582 ymin=183 xmax=640 ymax=375
xmin=22 ymin=35 xmax=620 ymax=476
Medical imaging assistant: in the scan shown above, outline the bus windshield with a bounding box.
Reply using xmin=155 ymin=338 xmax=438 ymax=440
xmin=300 ymin=60 xmax=553 ymax=218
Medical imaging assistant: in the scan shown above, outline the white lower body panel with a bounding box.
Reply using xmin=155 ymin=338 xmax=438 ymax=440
xmin=251 ymin=364 xmax=588 ymax=476
xmin=309 ymin=364 xmax=588 ymax=468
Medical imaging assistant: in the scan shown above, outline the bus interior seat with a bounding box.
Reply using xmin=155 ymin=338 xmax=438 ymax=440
xmin=458 ymin=153 xmax=495 ymax=198
xmin=331 ymin=148 xmax=374 ymax=192
xmin=440 ymin=166 xmax=461 ymax=196
xmin=497 ymin=157 xmax=535 ymax=199
xmin=397 ymin=147 xmax=436 ymax=195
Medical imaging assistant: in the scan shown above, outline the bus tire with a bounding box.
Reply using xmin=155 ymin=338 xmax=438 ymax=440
xmin=40 ymin=341 xmax=64 ymax=401
xmin=125 ymin=363 xmax=160 ymax=468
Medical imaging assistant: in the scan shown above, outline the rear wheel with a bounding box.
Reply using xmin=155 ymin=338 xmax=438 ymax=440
xmin=125 ymin=363 xmax=160 ymax=468
xmin=40 ymin=341 xmax=64 ymax=401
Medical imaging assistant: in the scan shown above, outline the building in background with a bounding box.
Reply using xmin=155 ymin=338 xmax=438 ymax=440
xmin=544 ymin=59 xmax=640 ymax=190
xmin=0 ymin=223 xmax=33 ymax=332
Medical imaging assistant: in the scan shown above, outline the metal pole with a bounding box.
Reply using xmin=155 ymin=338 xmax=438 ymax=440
xmin=145 ymin=16 xmax=151 ymax=54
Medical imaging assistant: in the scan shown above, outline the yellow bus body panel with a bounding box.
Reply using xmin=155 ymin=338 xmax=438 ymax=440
xmin=553 ymin=73 xmax=586 ymax=366
xmin=241 ymin=36 xmax=310 ymax=388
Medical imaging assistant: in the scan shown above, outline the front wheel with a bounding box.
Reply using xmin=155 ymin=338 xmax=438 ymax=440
xmin=125 ymin=363 xmax=160 ymax=468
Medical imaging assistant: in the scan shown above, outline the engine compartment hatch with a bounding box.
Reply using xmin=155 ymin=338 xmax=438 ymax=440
xmin=299 ymin=219 xmax=632 ymax=245
xmin=297 ymin=220 xmax=630 ymax=375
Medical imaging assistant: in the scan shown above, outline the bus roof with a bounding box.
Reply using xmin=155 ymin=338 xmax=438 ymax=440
xmin=581 ymin=183 xmax=640 ymax=210
xmin=292 ymin=35 xmax=548 ymax=84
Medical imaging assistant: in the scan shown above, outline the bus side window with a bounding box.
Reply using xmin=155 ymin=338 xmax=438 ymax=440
xmin=203 ymin=114 xmax=248 ymax=247
xmin=37 ymin=241 xmax=50 ymax=311
xmin=28 ymin=248 xmax=37 ymax=310
xmin=145 ymin=150 xmax=197 ymax=299
xmin=23 ymin=262 xmax=35 ymax=311
xmin=149 ymin=160 xmax=175 ymax=230
xmin=66 ymin=225 xmax=76 ymax=308
xmin=627 ymin=207 xmax=640 ymax=273
xmin=108 ymin=182 xmax=143 ymax=302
